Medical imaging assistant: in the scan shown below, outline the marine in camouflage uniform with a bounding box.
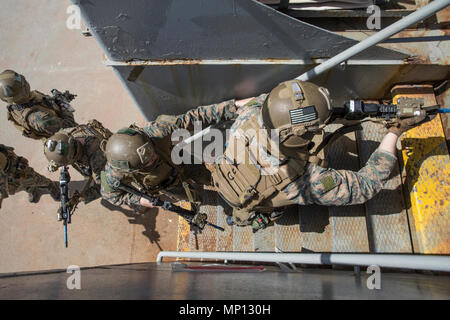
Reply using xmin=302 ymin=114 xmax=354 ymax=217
xmin=223 ymin=94 xmax=396 ymax=205
xmin=101 ymin=99 xmax=241 ymax=209
xmin=211 ymin=80 xmax=427 ymax=230
xmin=0 ymin=70 xmax=77 ymax=141
xmin=43 ymin=120 xmax=112 ymax=204
xmin=0 ymin=144 xmax=60 ymax=207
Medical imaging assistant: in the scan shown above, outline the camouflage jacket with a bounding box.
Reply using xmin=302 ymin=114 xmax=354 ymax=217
xmin=6 ymin=90 xmax=77 ymax=140
xmin=57 ymin=120 xmax=112 ymax=185
xmin=218 ymin=96 xmax=397 ymax=207
xmin=282 ymin=149 xmax=396 ymax=205
xmin=101 ymin=99 xmax=240 ymax=207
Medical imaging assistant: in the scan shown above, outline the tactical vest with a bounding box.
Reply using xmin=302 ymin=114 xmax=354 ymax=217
xmin=6 ymin=91 xmax=64 ymax=139
xmin=68 ymin=119 xmax=112 ymax=144
xmin=66 ymin=119 xmax=112 ymax=177
xmin=211 ymin=113 xmax=325 ymax=225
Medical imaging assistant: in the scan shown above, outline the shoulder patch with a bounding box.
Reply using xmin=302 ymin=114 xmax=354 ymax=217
xmin=320 ymin=175 xmax=337 ymax=193
xmin=156 ymin=115 xmax=181 ymax=126
xmin=246 ymin=93 xmax=268 ymax=107
xmin=100 ymin=171 xmax=114 ymax=193
xmin=246 ymin=98 xmax=260 ymax=107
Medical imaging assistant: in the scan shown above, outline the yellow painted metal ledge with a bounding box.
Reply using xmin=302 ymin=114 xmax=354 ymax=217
xmin=394 ymin=85 xmax=450 ymax=254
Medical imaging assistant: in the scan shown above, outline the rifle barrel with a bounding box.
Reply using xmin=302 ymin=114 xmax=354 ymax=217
xmin=60 ymin=166 xmax=71 ymax=248
xmin=206 ymin=222 xmax=225 ymax=232
xmin=64 ymin=223 xmax=68 ymax=248
xmin=115 ymin=182 xmax=223 ymax=232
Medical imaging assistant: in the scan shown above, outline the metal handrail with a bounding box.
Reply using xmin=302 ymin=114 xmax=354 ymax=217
xmin=157 ymin=251 xmax=450 ymax=272
xmin=296 ymin=0 xmax=450 ymax=81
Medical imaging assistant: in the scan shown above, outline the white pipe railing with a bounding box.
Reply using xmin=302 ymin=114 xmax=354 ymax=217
xmin=296 ymin=0 xmax=450 ymax=81
xmin=157 ymin=251 xmax=450 ymax=272
xmin=178 ymin=1 xmax=450 ymax=146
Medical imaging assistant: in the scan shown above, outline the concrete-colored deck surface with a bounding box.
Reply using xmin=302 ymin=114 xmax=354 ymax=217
xmin=0 ymin=0 xmax=178 ymax=274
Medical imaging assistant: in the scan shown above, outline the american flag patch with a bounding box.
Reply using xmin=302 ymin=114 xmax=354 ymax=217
xmin=289 ymin=105 xmax=317 ymax=124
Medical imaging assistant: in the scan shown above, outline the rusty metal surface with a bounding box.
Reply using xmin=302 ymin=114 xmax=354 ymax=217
xmin=74 ymin=0 xmax=406 ymax=62
xmin=324 ymin=125 xmax=370 ymax=253
xmin=176 ymin=203 xmax=192 ymax=255
xmin=216 ymin=198 xmax=234 ymax=252
xmin=337 ymin=29 xmax=450 ymax=65
xmin=111 ymin=63 xmax=306 ymax=120
xmin=435 ymin=81 xmax=450 ymax=151
xmin=76 ymin=0 xmax=448 ymax=123
xmin=275 ymin=206 xmax=303 ymax=252
xmin=401 ymin=118 xmax=450 ymax=254
xmin=193 ymin=187 xmax=219 ymax=254
xmin=253 ymin=225 xmax=276 ymax=252
xmin=298 ymin=205 xmax=334 ymax=252
xmin=356 ymin=122 xmax=413 ymax=253
xmin=111 ymin=63 xmax=449 ymax=121
xmin=233 ymin=225 xmax=255 ymax=252
xmin=394 ymin=86 xmax=450 ymax=254
xmin=88 ymin=1 xmax=448 ymax=121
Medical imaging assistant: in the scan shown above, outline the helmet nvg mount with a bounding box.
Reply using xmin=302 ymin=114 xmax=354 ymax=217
xmin=261 ymin=79 xmax=332 ymax=149
xmin=44 ymin=132 xmax=81 ymax=172
xmin=0 ymin=70 xmax=31 ymax=104
xmin=105 ymin=128 xmax=156 ymax=171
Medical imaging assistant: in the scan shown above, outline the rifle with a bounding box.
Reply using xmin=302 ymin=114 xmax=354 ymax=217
xmin=113 ymin=181 xmax=225 ymax=232
xmin=51 ymin=89 xmax=76 ymax=113
xmin=310 ymin=98 xmax=448 ymax=160
xmin=331 ymin=98 xmax=448 ymax=123
xmin=58 ymin=166 xmax=72 ymax=248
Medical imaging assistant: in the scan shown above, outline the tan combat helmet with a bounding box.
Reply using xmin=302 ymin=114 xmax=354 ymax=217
xmin=104 ymin=128 xmax=156 ymax=171
xmin=44 ymin=132 xmax=82 ymax=172
xmin=0 ymin=152 xmax=7 ymax=171
xmin=0 ymin=70 xmax=31 ymax=104
xmin=261 ymin=80 xmax=332 ymax=151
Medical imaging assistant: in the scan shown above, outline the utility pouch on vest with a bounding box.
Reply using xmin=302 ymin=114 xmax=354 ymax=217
xmin=212 ymin=159 xmax=261 ymax=209
xmin=87 ymin=119 xmax=113 ymax=140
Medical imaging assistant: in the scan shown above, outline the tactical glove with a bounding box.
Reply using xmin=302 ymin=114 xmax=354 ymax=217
xmin=386 ymin=115 xmax=428 ymax=137
xmin=251 ymin=213 xmax=270 ymax=232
